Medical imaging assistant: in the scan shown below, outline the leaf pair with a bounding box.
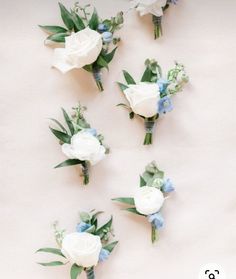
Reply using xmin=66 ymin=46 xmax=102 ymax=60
xmin=36 ymin=247 xmax=66 ymax=267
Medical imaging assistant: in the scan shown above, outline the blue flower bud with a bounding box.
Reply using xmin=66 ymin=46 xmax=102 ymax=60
xmin=99 ymin=248 xmax=110 ymax=262
xmin=157 ymin=78 xmax=170 ymax=93
xmin=148 ymin=212 xmax=164 ymax=229
xmin=76 ymin=222 xmax=91 ymax=233
xmin=98 ymin=23 xmax=109 ymax=32
xmin=158 ymin=96 xmax=173 ymax=114
xmin=162 ymin=179 xmax=175 ymax=193
xmin=86 ymin=128 xmax=97 ymax=136
xmin=102 ymin=31 xmax=113 ymax=43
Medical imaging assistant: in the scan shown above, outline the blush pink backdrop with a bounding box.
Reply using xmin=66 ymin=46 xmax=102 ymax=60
xmin=1 ymin=0 xmax=236 ymax=278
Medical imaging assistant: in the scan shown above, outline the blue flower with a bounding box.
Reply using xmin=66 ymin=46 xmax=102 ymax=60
xmin=157 ymin=78 xmax=170 ymax=94
xmin=76 ymin=222 xmax=91 ymax=233
xmin=158 ymin=96 xmax=173 ymax=114
xmin=102 ymin=32 xmax=113 ymax=43
xmin=99 ymin=248 xmax=110 ymax=262
xmin=167 ymin=0 xmax=178 ymax=4
xmin=86 ymin=128 xmax=97 ymax=136
xmin=98 ymin=23 xmax=109 ymax=33
xmin=162 ymin=179 xmax=175 ymax=193
xmin=148 ymin=212 xmax=164 ymax=229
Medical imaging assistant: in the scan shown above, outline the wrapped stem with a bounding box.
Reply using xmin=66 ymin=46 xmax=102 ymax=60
xmin=151 ymin=225 xmax=159 ymax=243
xmin=152 ymin=15 xmax=162 ymax=39
xmin=86 ymin=267 xmax=95 ymax=279
xmin=144 ymin=119 xmax=155 ymax=145
xmin=81 ymin=162 xmax=89 ymax=185
xmin=92 ymin=68 xmax=104 ymax=92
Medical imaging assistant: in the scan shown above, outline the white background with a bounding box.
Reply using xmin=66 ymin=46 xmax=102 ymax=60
xmin=1 ymin=0 xmax=236 ymax=278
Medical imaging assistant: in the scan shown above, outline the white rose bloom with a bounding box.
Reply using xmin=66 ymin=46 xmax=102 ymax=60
xmin=62 ymin=131 xmax=106 ymax=165
xmin=52 ymin=27 xmax=103 ymax=73
xmin=61 ymin=232 xmax=102 ymax=268
xmin=123 ymin=82 xmax=160 ymax=118
xmin=131 ymin=0 xmax=167 ymax=17
xmin=134 ymin=186 xmax=164 ymax=215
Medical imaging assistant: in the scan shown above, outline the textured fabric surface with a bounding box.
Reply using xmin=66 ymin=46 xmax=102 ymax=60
xmin=1 ymin=0 xmax=236 ymax=278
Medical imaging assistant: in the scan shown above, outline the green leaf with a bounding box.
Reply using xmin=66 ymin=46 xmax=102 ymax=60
xmin=116 ymin=103 xmax=130 ymax=109
xmin=85 ymin=225 xmax=96 ymax=233
xmin=103 ymin=241 xmax=118 ymax=253
xmin=123 ymin=208 xmax=145 ymax=216
xmin=117 ymin=82 xmax=128 ymax=91
xmin=89 ymin=8 xmax=99 ymax=30
xmin=103 ymin=47 xmax=117 ymax=64
xmin=83 ymin=64 xmax=93 ymax=72
xmin=71 ymin=12 xmax=85 ymax=31
xmin=80 ymin=212 xmax=91 ymax=222
xmin=39 ymin=25 xmax=68 ymax=34
xmin=70 ymin=264 xmax=83 ymax=279
xmin=49 ymin=118 xmax=67 ymax=133
xmin=61 ymin=108 xmax=74 ymax=135
xmin=38 ymin=261 xmax=65 ymax=267
xmin=96 ymin=216 xmax=113 ymax=236
xmin=140 ymin=176 xmax=146 ymax=187
xmin=59 ymin=2 xmax=74 ymax=30
xmin=50 ymin=127 xmax=71 ymax=143
xmin=46 ymin=33 xmax=68 ymax=43
xmin=96 ymin=55 xmax=108 ymax=70
xmin=141 ymin=67 xmax=153 ymax=82
xmin=55 ymin=159 xmax=82 ymax=169
xmin=36 ymin=248 xmax=65 ymax=258
xmin=122 ymin=70 xmax=136 ymax=85
xmin=112 ymin=197 xmax=135 ymax=206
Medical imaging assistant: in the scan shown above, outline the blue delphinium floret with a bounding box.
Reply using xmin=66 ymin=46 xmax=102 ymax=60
xmin=99 ymin=248 xmax=110 ymax=262
xmin=76 ymin=222 xmax=91 ymax=233
xmin=102 ymin=32 xmax=113 ymax=43
xmin=157 ymin=78 xmax=170 ymax=94
xmin=162 ymin=178 xmax=175 ymax=193
xmin=148 ymin=212 xmax=164 ymax=229
xmin=158 ymin=96 xmax=173 ymax=114
xmin=98 ymin=23 xmax=109 ymax=33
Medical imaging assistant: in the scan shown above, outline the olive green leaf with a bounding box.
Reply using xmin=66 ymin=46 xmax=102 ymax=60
xmin=140 ymin=176 xmax=146 ymax=187
xmin=71 ymin=12 xmax=85 ymax=31
xmin=49 ymin=118 xmax=67 ymax=133
xmin=46 ymin=33 xmax=68 ymax=43
xmin=61 ymin=108 xmax=74 ymax=135
xmin=39 ymin=25 xmax=68 ymax=34
xmin=38 ymin=261 xmax=65 ymax=267
xmin=70 ymin=264 xmax=83 ymax=279
xmin=123 ymin=208 xmax=145 ymax=216
xmin=36 ymin=248 xmax=65 ymax=258
xmin=58 ymin=3 xmax=74 ymax=30
xmin=80 ymin=212 xmax=91 ymax=223
xmin=112 ymin=197 xmax=135 ymax=206
xmin=50 ymin=127 xmax=71 ymax=143
xmin=54 ymin=159 xmax=83 ymax=169
xmin=103 ymin=47 xmax=117 ymax=64
xmin=141 ymin=67 xmax=153 ymax=82
xmin=103 ymin=241 xmax=118 ymax=253
xmin=122 ymin=70 xmax=136 ymax=85
xmin=95 ymin=216 xmax=113 ymax=236
xmin=96 ymin=55 xmax=109 ymax=70
xmin=89 ymin=8 xmax=99 ymax=30
xmin=117 ymin=82 xmax=128 ymax=91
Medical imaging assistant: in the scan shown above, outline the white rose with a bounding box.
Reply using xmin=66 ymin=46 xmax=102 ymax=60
xmin=61 ymin=232 xmax=102 ymax=268
xmin=52 ymin=27 xmax=103 ymax=73
xmin=134 ymin=186 xmax=164 ymax=215
xmin=131 ymin=0 xmax=167 ymax=17
xmin=123 ymin=82 xmax=160 ymax=118
xmin=62 ymin=131 xmax=106 ymax=165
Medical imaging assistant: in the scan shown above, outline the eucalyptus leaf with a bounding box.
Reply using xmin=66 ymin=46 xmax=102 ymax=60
xmin=103 ymin=47 xmax=117 ymax=64
xmin=117 ymin=82 xmax=128 ymax=91
xmin=123 ymin=208 xmax=145 ymax=216
xmin=49 ymin=118 xmax=67 ymax=133
xmin=46 ymin=33 xmax=68 ymax=43
xmin=85 ymin=225 xmax=96 ymax=234
xmin=140 ymin=176 xmax=146 ymax=187
xmin=71 ymin=12 xmax=85 ymax=31
xmin=112 ymin=197 xmax=135 ymax=206
xmin=38 ymin=261 xmax=65 ymax=267
xmin=36 ymin=248 xmax=65 ymax=258
xmin=50 ymin=127 xmax=71 ymax=143
xmin=89 ymin=8 xmax=99 ymax=30
xmin=96 ymin=216 xmax=113 ymax=236
xmin=83 ymin=64 xmax=93 ymax=72
xmin=70 ymin=264 xmax=83 ymax=279
xmin=103 ymin=241 xmax=118 ymax=253
xmin=96 ymin=55 xmax=108 ymax=70
xmin=141 ymin=67 xmax=153 ymax=82
xmin=39 ymin=25 xmax=68 ymax=34
xmin=54 ymin=159 xmax=82 ymax=169
xmin=80 ymin=212 xmax=91 ymax=223
xmin=59 ymin=2 xmax=74 ymax=30
xmin=122 ymin=70 xmax=136 ymax=85
xmin=61 ymin=108 xmax=74 ymax=135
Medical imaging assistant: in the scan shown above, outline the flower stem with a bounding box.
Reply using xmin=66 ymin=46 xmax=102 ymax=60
xmin=152 ymin=15 xmax=162 ymax=39
xmin=151 ymin=226 xmax=159 ymax=243
xmin=143 ymin=119 xmax=155 ymax=145
xmin=86 ymin=267 xmax=95 ymax=279
xmin=95 ymin=80 xmax=104 ymax=92
xmin=82 ymin=162 xmax=89 ymax=185
xmin=92 ymin=69 xmax=104 ymax=92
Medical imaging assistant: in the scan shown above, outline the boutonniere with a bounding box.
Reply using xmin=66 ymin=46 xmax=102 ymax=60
xmin=39 ymin=2 xmax=124 ymax=91
xmin=131 ymin=0 xmax=178 ymax=39
xmin=113 ymin=161 xmax=174 ymax=243
xmin=117 ymin=59 xmax=189 ymax=145
xmin=50 ymin=104 xmax=109 ymax=185
xmin=36 ymin=211 xmax=118 ymax=279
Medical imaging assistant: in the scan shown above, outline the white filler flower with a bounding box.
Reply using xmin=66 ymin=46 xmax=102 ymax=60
xmin=134 ymin=186 xmax=164 ymax=215
xmin=123 ymin=82 xmax=160 ymax=118
xmin=131 ymin=0 xmax=167 ymax=17
xmin=52 ymin=27 xmax=103 ymax=73
xmin=61 ymin=232 xmax=102 ymax=268
xmin=62 ymin=131 xmax=106 ymax=165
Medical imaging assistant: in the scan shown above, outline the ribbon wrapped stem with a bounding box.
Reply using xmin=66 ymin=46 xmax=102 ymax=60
xmin=144 ymin=119 xmax=155 ymax=145
xmin=152 ymin=15 xmax=162 ymax=39
xmin=92 ymin=69 xmax=104 ymax=92
xmin=86 ymin=267 xmax=95 ymax=279
xmin=81 ymin=161 xmax=89 ymax=185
